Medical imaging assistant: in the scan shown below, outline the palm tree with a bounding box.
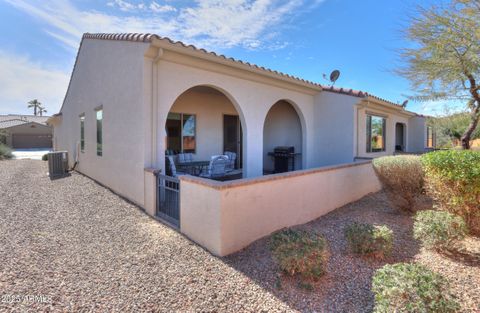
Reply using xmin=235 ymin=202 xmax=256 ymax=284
xmin=27 ymin=99 xmax=42 ymax=116
xmin=38 ymin=107 xmax=47 ymax=116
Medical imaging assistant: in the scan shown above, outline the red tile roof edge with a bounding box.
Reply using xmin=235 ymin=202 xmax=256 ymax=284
xmin=82 ymin=33 xmax=322 ymax=88
xmin=57 ymin=33 xmax=423 ymax=118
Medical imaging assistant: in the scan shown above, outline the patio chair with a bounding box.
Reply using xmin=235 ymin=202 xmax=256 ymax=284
xmin=200 ymin=155 xmax=228 ymax=179
xmin=178 ymin=153 xmax=194 ymax=163
xmin=224 ymin=151 xmax=237 ymax=172
xmin=166 ymin=156 xmax=186 ymax=177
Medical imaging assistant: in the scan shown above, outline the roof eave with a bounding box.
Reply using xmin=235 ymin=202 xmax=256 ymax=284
xmin=150 ymin=37 xmax=323 ymax=92
xmin=362 ymin=97 xmax=417 ymax=117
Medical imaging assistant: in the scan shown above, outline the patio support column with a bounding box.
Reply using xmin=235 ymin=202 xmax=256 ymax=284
xmin=243 ymin=123 xmax=263 ymax=178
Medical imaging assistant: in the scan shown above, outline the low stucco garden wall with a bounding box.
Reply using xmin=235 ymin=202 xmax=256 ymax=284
xmin=179 ymin=161 xmax=381 ymax=256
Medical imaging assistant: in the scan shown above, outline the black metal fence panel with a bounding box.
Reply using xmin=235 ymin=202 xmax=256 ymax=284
xmin=157 ymin=174 xmax=180 ymax=228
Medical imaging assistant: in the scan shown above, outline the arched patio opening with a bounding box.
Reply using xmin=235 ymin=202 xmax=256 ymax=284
xmin=164 ymin=85 xmax=244 ymax=178
xmin=263 ymin=100 xmax=303 ymax=174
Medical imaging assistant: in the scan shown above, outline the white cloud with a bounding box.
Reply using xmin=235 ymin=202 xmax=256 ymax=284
xmin=418 ymin=100 xmax=466 ymax=116
xmin=149 ymin=1 xmax=176 ymax=13
xmin=0 ymin=51 xmax=69 ymax=115
xmin=107 ymin=0 xmax=153 ymax=12
xmin=4 ymin=0 xmax=323 ymax=50
xmin=1 ymin=0 xmax=326 ymax=114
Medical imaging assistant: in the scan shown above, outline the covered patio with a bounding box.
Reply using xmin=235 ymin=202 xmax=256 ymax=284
xmin=161 ymin=85 xmax=308 ymax=181
xmin=164 ymin=86 xmax=244 ymax=180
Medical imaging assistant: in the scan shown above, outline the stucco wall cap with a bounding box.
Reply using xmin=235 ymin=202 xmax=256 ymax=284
xmin=179 ymin=161 xmax=373 ymax=190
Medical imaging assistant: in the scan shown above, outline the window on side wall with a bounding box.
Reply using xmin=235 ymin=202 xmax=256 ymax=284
xmin=80 ymin=114 xmax=85 ymax=152
xmin=427 ymin=126 xmax=435 ymax=148
xmin=367 ymin=114 xmax=386 ymax=153
xmin=95 ymin=108 xmax=103 ymax=156
xmin=165 ymin=113 xmax=196 ymax=154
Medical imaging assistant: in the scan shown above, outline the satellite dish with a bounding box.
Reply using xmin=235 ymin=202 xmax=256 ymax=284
xmin=401 ymin=100 xmax=408 ymax=108
xmin=329 ymin=70 xmax=340 ymax=85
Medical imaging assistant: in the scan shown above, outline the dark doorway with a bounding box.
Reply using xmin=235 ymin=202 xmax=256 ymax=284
xmin=395 ymin=123 xmax=405 ymax=152
xmin=223 ymin=115 xmax=242 ymax=168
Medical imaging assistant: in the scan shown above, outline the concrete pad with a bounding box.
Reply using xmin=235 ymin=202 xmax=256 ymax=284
xmin=12 ymin=149 xmax=51 ymax=160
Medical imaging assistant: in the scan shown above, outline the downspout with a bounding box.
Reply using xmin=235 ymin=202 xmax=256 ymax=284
xmin=151 ymin=48 xmax=164 ymax=167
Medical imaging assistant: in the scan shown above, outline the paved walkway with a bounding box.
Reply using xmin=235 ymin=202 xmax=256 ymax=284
xmin=12 ymin=149 xmax=51 ymax=160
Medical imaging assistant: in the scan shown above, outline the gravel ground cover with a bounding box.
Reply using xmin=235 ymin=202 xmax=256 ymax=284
xmin=1 ymin=160 xmax=478 ymax=312
xmin=0 ymin=160 xmax=291 ymax=312
xmin=226 ymin=192 xmax=480 ymax=312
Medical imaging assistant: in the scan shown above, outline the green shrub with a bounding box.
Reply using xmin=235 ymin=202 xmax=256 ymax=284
xmin=270 ymin=229 xmax=329 ymax=281
xmin=372 ymin=263 xmax=459 ymax=313
xmin=42 ymin=154 xmax=48 ymax=161
xmin=344 ymin=222 xmax=393 ymax=259
xmin=0 ymin=143 xmax=13 ymax=160
xmin=413 ymin=210 xmax=467 ymax=251
xmin=421 ymin=150 xmax=480 ymax=234
xmin=372 ymin=155 xmax=424 ymax=213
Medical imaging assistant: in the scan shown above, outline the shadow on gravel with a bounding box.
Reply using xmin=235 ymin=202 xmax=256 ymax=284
xmin=440 ymin=247 xmax=480 ymax=267
xmin=223 ymin=191 xmax=422 ymax=313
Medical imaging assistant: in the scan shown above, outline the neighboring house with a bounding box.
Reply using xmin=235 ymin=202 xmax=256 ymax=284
xmin=49 ymin=33 xmax=432 ymax=254
xmin=0 ymin=115 xmax=52 ymax=149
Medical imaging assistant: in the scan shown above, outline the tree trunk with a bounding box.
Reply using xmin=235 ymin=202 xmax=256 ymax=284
xmin=463 ymin=73 xmax=480 ymax=149
xmin=461 ymin=114 xmax=478 ymax=149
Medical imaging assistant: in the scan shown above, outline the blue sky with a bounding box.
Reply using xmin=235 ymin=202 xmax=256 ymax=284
xmin=0 ymin=0 xmax=457 ymax=116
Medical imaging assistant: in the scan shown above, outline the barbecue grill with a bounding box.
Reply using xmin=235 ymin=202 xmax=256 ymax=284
xmin=268 ymin=146 xmax=299 ymax=173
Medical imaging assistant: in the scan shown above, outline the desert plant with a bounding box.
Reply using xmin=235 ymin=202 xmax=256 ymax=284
xmin=270 ymin=229 xmax=328 ymax=281
xmin=42 ymin=154 xmax=48 ymax=161
xmin=0 ymin=129 xmax=6 ymax=144
xmin=413 ymin=210 xmax=467 ymax=251
xmin=421 ymin=150 xmax=480 ymax=234
xmin=0 ymin=143 xmax=13 ymax=160
xmin=344 ymin=222 xmax=393 ymax=259
xmin=372 ymin=263 xmax=459 ymax=313
xmin=372 ymin=155 xmax=424 ymax=213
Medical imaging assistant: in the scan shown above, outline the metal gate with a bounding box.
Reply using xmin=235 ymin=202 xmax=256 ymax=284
xmin=157 ymin=174 xmax=180 ymax=228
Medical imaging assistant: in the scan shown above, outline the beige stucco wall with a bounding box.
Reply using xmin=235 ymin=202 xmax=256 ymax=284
xmin=263 ymin=100 xmax=303 ymax=172
xmin=313 ymin=91 xmax=358 ymax=166
xmin=154 ymin=51 xmax=316 ymax=178
xmin=355 ymin=103 xmax=411 ymax=159
xmin=408 ymin=116 xmax=427 ymax=152
xmin=181 ymin=180 xmax=223 ymax=252
xmin=53 ymin=37 xmax=427 ymax=217
xmin=53 ymin=38 xmax=150 ymax=207
xmin=168 ymin=88 xmax=239 ymax=162
xmin=180 ymin=161 xmax=381 ymax=256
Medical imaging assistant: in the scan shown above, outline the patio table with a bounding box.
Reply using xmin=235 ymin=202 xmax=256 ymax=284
xmin=176 ymin=160 xmax=210 ymax=176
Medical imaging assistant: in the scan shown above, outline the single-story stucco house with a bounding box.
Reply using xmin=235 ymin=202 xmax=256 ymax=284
xmin=49 ymin=33 xmax=435 ymax=256
xmin=0 ymin=114 xmax=52 ymax=149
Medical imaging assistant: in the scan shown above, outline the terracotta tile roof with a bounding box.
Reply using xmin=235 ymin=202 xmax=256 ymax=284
xmin=59 ymin=33 xmax=420 ymax=117
xmin=82 ymin=33 xmax=322 ymax=88
xmin=321 ymin=86 xmax=404 ymax=108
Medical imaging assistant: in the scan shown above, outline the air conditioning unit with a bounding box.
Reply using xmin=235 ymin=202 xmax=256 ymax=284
xmin=48 ymin=151 xmax=69 ymax=179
